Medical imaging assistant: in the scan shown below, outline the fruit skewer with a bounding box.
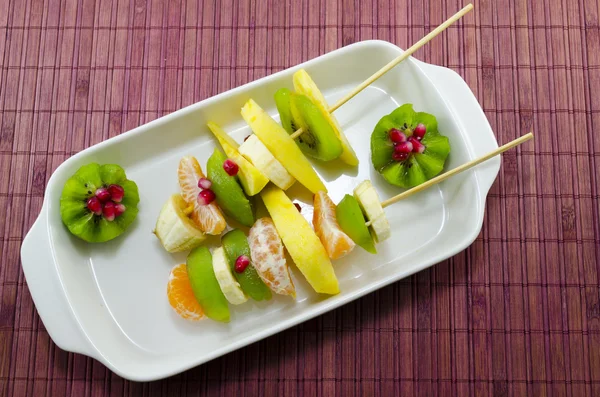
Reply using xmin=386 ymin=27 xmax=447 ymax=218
xmin=288 ymin=3 xmax=474 ymax=141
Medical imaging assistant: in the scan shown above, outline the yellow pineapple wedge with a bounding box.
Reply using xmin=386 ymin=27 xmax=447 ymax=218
xmin=207 ymin=122 xmax=269 ymax=196
xmin=241 ymin=99 xmax=327 ymax=194
xmin=260 ymin=185 xmax=339 ymax=295
xmin=293 ymin=69 xmax=359 ymax=166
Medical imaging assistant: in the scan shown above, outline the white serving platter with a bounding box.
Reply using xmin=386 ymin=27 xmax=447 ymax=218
xmin=21 ymin=40 xmax=499 ymax=381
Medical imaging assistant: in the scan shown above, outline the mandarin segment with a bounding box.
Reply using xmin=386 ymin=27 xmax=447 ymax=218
xmin=167 ymin=264 xmax=205 ymax=321
xmin=177 ymin=156 xmax=227 ymax=235
xmin=248 ymin=218 xmax=296 ymax=298
xmin=313 ymin=191 xmax=356 ymax=260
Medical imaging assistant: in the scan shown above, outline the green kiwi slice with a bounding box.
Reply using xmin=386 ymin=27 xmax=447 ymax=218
xmin=206 ymin=148 xmax=255 ymax=227
xmin=187 ymin=246 xmax=230 ymax=322
xmin=60 ymin=163 xmax=140 ymax=243
xmin=335 ymin=194 xmax=377 ymax=254
xmin=221 ymin=229 xmax=272 ymax=301
xmin=371 ymin=104 xmax=450 ymax=188
xmin=274 ymin=88 xmax=343 ymax=161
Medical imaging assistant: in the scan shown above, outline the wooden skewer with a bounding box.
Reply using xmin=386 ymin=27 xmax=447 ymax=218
xmin=364 ymin=133 xmax=534 ymax=226
xmin=289 ymin=3 xmax=474 ymax=141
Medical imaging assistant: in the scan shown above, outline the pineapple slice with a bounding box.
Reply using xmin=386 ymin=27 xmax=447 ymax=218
xmin=241 ymin=99 xmax=327 ymax=194
xmin=260 ymin=185 xmax=339 ymax=295
xmin=207 ymin=122 xmax=269 ymax=196
xmin=293 ymin=69 xmax=359 ymax=166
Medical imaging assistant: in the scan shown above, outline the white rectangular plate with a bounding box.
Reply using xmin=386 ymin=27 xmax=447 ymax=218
xmin=21 ymin=40 xmax=499 ymax=381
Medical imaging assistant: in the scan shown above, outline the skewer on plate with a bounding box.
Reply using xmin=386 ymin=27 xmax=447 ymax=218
xmin=360 ymin=133 xmax=534 ymax=228
xmin=289 ymin=3 xmax=474 ymax=140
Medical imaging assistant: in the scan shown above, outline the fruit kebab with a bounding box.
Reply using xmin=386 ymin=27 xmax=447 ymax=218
xmin=287 ymin=4 xmax=474 ymax=144
xmin=324 ymin=133 xmax=535 ymax=256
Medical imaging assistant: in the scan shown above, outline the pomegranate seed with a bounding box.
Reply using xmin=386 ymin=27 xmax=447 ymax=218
xmin=413 ymin=123 xmax=427 ymax=140
xmin=103 ymin=201 xmax=116 ymax=221
xmin=392 ymin=152 xmax=409 ymax=162
xmin=389 ymin=128 xmax=407 ymax=143
xmin=394 ymin=141 xmax=413 ymax=154
xmin=223 ymin=159 xmax=239 ymax=176
xmin=197 ymin=189 xmax=216 ymax=206
xmin=197 ymin=177 xmax=212 ymax=190
xmin=409 ymin=137 xmax=426 ymax=154
xmin=234 ymin=255 xmax=250 ymax=273
xmin=114 ymin=203 xmax=126 ymax=217
xmin=95 ymin=187 xmax=111 ymax=202
xmin=108 ymin=184 xmax=124 ymax=202
xmin=294 ymin=203 xmax=302 ymax=212
xmin=86 ymin=196 xmax=102 ymax=215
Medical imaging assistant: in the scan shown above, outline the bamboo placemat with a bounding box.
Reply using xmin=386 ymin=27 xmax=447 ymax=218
xmin=1 ymin=0 xmax=599 ymax=396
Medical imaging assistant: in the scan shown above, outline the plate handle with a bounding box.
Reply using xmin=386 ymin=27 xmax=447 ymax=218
xmin=416 ymin=61 xmax=501 ymax=197
xmin=20 ymin=211 xmax=93 ymax=356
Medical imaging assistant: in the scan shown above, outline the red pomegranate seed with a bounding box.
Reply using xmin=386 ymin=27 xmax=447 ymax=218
xmin=197 ymin=177 xmax=212 ymax=190
xmin=223 ymin=159 xmax=239 ymax=176
xmin=294 ymin=203 xmax=302 ymax=212
xmin=114 ymin=203 xmax=126 ymax=217
xmin=389 ymin=128 xmax=407 ymax=143
xmin=108 ymin=184 xmax=124 ymax=202
xmin=409 ymin=137 xmax=426 ymax=154
xmin=197 ymin=189 xmax=216 ymax=206
xmin=87 ymin=196 xmax=102 ymax=215
xmin=392 ymin=152 xmax=409 ymax=161
xmin=394 ymin=141 xmax=413 ymax=154
xmin=103 ymin=201 xmax=116 ymax=221
xmin=234 ymin=255 xmax=250 ymax=273
xmin=95 ymin=187 xmax=111 ymax=202
xmin=413 ymin=123 xmax=427 ymax=140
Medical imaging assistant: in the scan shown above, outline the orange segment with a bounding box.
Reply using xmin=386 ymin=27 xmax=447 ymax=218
xmin=167 ymin=264 xmax=205 ymax=321
xmin=313 ymin=191 xmax=356 ymax=259
xmin=248 ymin=218 xmax=296 ymax=298
xmin=178 ymin=156 xmax=226 ymax=235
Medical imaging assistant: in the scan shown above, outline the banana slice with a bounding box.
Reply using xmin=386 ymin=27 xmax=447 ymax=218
xmin=154 ymin=194 xmax=207 ymax=252
xmin=238 ymin=134 xmax=296 ymax=190
xmin=212 ymin=246 xmax=248 ymax=305
xmin=353 ymin=180 xmax=391 ymax=243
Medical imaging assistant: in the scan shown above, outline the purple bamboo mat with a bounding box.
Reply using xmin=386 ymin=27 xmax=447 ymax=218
xmin=1 ymin=0 xmax=599 ymax=395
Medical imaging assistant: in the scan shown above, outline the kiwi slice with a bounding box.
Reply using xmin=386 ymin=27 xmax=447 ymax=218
xmin=207 ymin=148 xmax=255 ymax=227
xmin=274 ymin=88 xmax=343 ymax=161
xmin=60 ymin=163 xmax=139 ymax=243
xmin=187 ymin=246 xmax=230 ymax=322
xmin=221 ymin=229 xmax=272 ymax=301
xmin=335 ymin=194 xmax=376 ymax=254
xmin=371 ymin=104 xmax=450 ymax=188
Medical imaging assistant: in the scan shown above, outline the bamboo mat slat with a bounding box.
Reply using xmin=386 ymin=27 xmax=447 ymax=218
xmin=1 ymin=0 xmax=599 ymax=396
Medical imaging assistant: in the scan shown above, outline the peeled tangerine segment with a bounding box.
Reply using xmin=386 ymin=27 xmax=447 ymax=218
xmin=371 ymin=103 xmax=450 ymax=188
xmin=60 ymin=163 xmax=139 ymax=243
xmin=293 ymin=69 xmax=359 ymax=166
xmin=154 ymin=194 xmax=206 ymax=253
xmin=178 ymin=156 xmax=227 ymax=235
xmin=167 ymin=263 xmax=205 ymax=321
xmin=248 ymin=217 xmax=296 ymax=298
xmin=212 ymin=246 xmax=248 ymax=305
xmin=207 ymin=122 xmax=269 ymax=196
xmin=207 ymin=148 xmax=255 ymax=227
xmin=222 ymin=229 xmax=272 ymax=301
xmin=354 ymin=180 xmax=391 ymax=243
xmin=336 ymin=194 xmax=377 ymax=254
xmin=260 ymin=185 xmax=339 ymax=295
xmin=313 ymin=191 xmax=355 ymax=260
xmin=238 ymin=135 xmax=296 ymax=190
xmin=187 ymin=246 xmax=230 ymax=323
xmin=275 ymin=88 xmax=343 ymax=162
xmin=241 ymin=99 xmax=327 ymax=194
